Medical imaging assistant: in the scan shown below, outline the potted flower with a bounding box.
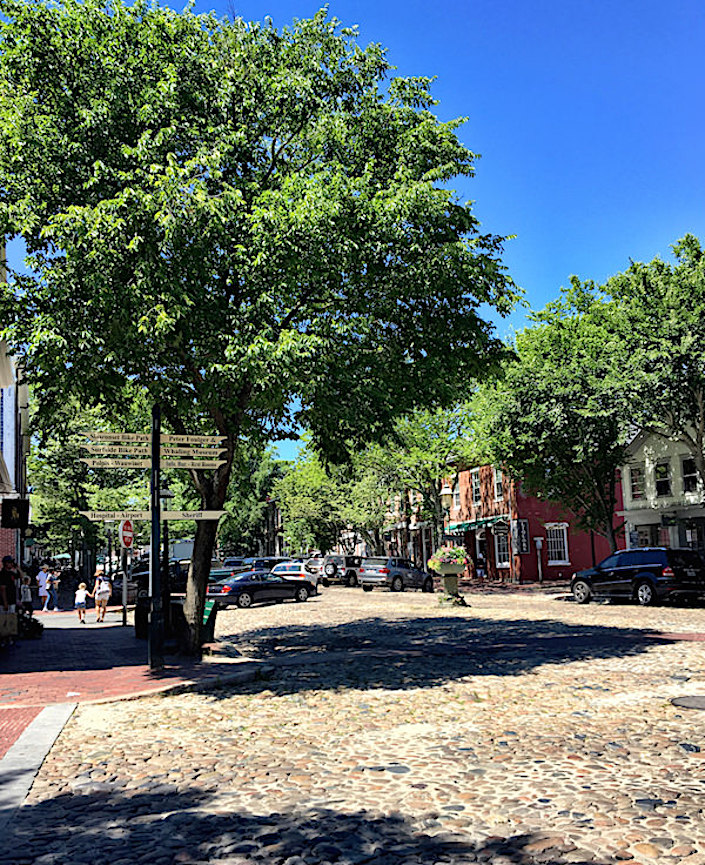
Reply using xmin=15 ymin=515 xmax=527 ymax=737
xmin=427 ymin=546 xmax=469 ymax=598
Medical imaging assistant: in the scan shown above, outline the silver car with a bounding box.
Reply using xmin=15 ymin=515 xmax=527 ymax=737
xmin=359 ymin=557 xmax=435 ymax=593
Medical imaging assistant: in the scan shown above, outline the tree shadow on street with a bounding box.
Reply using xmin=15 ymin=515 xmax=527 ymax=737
xmin=213 ymin=613 xmax=669 ymax=696
xmin=1 ymin=784 xmax=607 ymax=865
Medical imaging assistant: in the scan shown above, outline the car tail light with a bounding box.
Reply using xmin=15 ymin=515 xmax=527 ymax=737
xmin=379 ymin=568 xmax=390 ymax=574
xmin=662 ymin=566 xmax=676 ymax=579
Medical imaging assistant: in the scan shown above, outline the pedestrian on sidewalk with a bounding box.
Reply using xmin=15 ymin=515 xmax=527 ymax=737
xmin=20 ymin=576 xmax=33 ymax=615
xmin=37 ymin=563 xmax=49 ymax=611
xmin=0 ymin=557 xmax=16 ymax=612
xmin=91 ymin=570 xmax=112 ymax=623
xmin=74 ymin=582 xmax=88 ymax=623
xmin=46 ymin=571 xmax=59 ymax=611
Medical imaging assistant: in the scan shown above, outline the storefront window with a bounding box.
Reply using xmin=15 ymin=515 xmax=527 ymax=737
xmin=494 ymin=531 xmax=510 ymax=567
xmin=546 ymin=524 xmax=569 ymax=564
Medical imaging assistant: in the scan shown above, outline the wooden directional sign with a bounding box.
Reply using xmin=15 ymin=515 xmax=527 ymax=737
xmin=160 ymin=446 xmax=226 ymax=458
xmin=80 ymin=510 xmax=151 ymax=521
xmin=82 ymin=458 xmax=225 ymax=469
xmin=162 ymin=510 xmax=227 ymax=521
xmin=83 ymin=432 xmax=226 ymax=446
xmin=85 ymin=444 xmax=151 ymax=456
xmin=81 ymin=458 xmax=151 ymax=469
xmin=161 ymin=459 xmax=226 ymax=470
xmin=161 ymin=434 xmax=227 ymax=445
xmin=84 ymin=432 xmax=150 ymax=443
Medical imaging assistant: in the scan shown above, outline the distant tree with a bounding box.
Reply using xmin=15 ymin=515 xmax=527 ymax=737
xmin=366 ymin=405 xmax=478 ymax=547
xmin=0 ymin=0 xmax=517 ymax=651
xmin=476 ymin=288 xmax=630 ymax=551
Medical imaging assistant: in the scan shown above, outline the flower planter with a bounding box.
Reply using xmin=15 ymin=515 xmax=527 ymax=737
xmin=436 ymin=563 xmax=466 ymax=576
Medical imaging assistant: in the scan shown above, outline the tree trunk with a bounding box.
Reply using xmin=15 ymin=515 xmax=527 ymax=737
xmin=182 ymin=518 xmax=219 ymax=656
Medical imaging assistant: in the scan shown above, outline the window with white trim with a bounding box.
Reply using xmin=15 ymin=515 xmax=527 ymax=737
xmin=470 ymin=469 xmax=481 ymax=505
xmin=629 ymin=464 xmax=645 ymax=500
xmin=494 ymin=531 xmax=510 ymax=568
xmin=546 ymin=524 xmax=569 ymax=564
xmin=493 ymin=466 xmax=503 ymax=501
xmin=682 ymin=457 xmax=698 ymax=494
xmin=655 ymin=461 xmax=671 ymax=497
xmin=452 ymin=480 xmax=460 ymax=509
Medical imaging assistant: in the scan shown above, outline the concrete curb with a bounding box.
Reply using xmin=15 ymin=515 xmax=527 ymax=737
xmin=0 ymin=702 xmax=76 ymax=832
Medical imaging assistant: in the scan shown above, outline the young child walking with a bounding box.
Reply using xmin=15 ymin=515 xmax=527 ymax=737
xmin=75 ymin=582 xmax=88 ymax=623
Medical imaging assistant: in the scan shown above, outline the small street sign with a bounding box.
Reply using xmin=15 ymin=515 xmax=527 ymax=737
xmin=119 ymin=519 xmax=134 ymax=549
xmin=161 ymin=434 xmax=227 ymax=445
xmin=161 ymin=510 xmax=227 ymax=521
xmin=81 ymin=458 xmax=151 ymax=469
xmin=84 ymin=432 xmax=150 ymax=443
xmin=161 ymin=459 xmax=226 ymax=470
xmin=85 ymin=444 xmax=151 ymax=456
xmin=160 ymin=446 xmax=226 ymax=458
xmin=80 ymin=510 xmax=150 ymax=521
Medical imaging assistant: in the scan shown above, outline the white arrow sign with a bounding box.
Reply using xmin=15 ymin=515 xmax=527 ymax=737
xmin=83 ymin=432 xmax=227 ymax=445
xmin=80 ymin=510 xmax=151 ymax=521
xmin=85 ymin=444 xmax=151 ymax=456
xmin=84 ymin=432 xmax=150 ymax=443
xmin=161 ymin=435 xmax=227 ymax=445
xmin=160 ymin=446 xmax=226 ymax=458
xmin=161 ymin=510 xmax=227 ymax=521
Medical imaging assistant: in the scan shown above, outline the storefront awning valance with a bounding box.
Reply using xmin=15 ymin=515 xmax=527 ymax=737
xmin=448 ymin=515 xmax=509 ymax=533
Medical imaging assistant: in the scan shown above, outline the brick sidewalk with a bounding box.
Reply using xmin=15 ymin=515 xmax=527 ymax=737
xmin=0 ymin=606 xmax=266 ymax=754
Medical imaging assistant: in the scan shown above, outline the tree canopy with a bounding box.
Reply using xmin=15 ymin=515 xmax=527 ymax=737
xmin=0 ymin=0 xmax=517 ymax=649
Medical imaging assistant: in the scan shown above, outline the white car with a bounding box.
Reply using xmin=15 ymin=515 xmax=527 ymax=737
xmin=270 ymin=561 xmax=321 ymax=590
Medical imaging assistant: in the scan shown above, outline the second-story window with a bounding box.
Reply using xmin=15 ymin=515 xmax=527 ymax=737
xmin=470 ymin=469 xmax=481 ymax=505
xmin=655 ymin=461 xmax=671 ymax=497
xmin=493 ymin=466 xmax=503 ymax=501
xmin=452 ymin=480 xmax=460 ymax=509
xmin=682 ymin=457 xmax=698 ymax=493
xmin=630 ymin=464 xmax=645 ymax=500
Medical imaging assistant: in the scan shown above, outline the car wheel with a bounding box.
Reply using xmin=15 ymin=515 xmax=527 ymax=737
xmin=636 ymin=580 xmax=656 ymax=606
xmin=324 ymin=562 xmax=337 ymax=577
xmin=391 ymin=575 xmax=403 ymax=592
xmin=362 ymin=585 xmax=373 ymax=592
xmin=295 ymin=586 xmax=309 ymax=602
xmin=346 ymin=571 xmax=358 ymax=588
xmin=422 ymin=576 xmax=434 ymax=593
xmin=237 ymin=591 xmax=253 ymax=609
xmin=572 ymin=580 xmax=592 ymax=604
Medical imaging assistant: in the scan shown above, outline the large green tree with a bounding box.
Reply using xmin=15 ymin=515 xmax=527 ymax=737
xmin=0 ymin=0 xmax=516 ymax=651
xmin=476 ymin=288 xmax=630 ymax=551
xmin=606 ymin=235 xmax=705 ymax=487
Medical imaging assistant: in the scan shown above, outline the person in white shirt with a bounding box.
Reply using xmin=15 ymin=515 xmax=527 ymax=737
xmin=37 ymin=566 xmax=49 ymax=611
xmin=74 ymin=582 xmax=88 ymax=623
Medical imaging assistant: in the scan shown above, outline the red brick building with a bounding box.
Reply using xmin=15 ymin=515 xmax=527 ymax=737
xmin=445 ymin=464 xmax=622 ymax=584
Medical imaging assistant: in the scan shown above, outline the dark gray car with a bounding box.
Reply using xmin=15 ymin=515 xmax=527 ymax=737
xmin=359 ymin=557 xmax=434 ymax=593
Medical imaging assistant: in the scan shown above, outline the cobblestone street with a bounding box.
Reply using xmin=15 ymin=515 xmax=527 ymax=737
xmin=6 ymin=587 xmax=705 ymax=864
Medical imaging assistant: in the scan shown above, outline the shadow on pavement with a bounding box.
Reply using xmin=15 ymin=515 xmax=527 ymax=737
xmin=215 ymin=614 xmax=667 ymax=695
xmin=1 ymin=786 xmax=606 ymax=865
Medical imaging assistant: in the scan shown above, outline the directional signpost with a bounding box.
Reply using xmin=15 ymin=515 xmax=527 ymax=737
xmin=80 ymin=422 xmax=229 ymax=669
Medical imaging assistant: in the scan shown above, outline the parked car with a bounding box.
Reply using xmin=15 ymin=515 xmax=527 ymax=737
xmin=358 ymin=557 xmax=435 ymax=593
xmin=129 ymin=560 xmax=187 ymax=594
xmin=321 ymin=554 xmax=363 ymax=587
xmin=271 ymin=561 xmax=321 ymax=590
xmin=207 ymin=570 xmax=315 ymax=608
xmin=304 ymin=557 xmax=324 ymax=581
xmin=571 ymin=547 xmax=705 ymax=606
xmin=223 ymin=556 xmax=245 ymax=569
xmin=111 ymin=575 xmax=140 ymax=603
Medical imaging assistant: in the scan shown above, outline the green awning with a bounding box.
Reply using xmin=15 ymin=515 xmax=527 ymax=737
xmin=448 ymin=515 xmax=509 ymax=532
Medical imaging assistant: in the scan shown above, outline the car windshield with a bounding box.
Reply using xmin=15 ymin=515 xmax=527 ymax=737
xmin=365 ymin=558 xmax=389 ymax=566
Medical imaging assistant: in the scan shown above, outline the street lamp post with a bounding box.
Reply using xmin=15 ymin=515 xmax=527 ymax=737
xmin=439 ymin=481 xmax=453 ymax=547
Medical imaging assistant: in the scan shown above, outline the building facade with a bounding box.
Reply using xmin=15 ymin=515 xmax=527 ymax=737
xmin=446 ymin=464 xmax=617 ymax=583
xmin=620 ymin=431 xmax=705 ymax=552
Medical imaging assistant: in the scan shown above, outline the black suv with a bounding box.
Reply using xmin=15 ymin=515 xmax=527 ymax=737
xmin=571 ymin=547 xmax=705 ymax=606
xmin=321 ymin=554 xmax=363 ymax=587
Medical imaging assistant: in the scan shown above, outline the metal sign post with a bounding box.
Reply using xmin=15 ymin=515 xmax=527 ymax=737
xmin=149 ymin=405 xmax=164 ymax=670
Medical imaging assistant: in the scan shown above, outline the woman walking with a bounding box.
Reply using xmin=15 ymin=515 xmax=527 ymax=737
xmin=91 ymin=570 xmax=112 ymax=622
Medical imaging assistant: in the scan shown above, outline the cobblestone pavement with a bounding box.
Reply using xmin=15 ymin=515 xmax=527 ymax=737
xmin=6 ymin=587 xmax=705 ymax=865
